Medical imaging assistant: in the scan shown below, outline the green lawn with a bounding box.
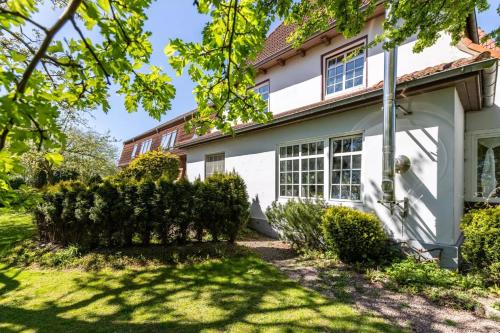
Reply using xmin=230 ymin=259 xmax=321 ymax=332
xmin=0 ymin=211 xmax=404 ymax=333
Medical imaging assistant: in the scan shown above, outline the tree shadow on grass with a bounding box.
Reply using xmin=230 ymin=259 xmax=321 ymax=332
xmin=0 ymin=253 xmax=405 ymax=333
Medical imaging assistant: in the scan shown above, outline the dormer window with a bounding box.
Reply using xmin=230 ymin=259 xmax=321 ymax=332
xmin=139 ymin=138 xmax=152 ymax=154
xmin=254 ymin=81 xmax=270 ymax=112
xmin=324 ymin=48 xmax=365 ymax=97
xmin=160 ymin=130 xmax=177 ymax=150
xmin=131 ymin=143 xmax=138 ymax=159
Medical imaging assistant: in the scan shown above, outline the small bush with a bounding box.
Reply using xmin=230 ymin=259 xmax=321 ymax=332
xmin=266 ymin=199 xmax=327 ymax=251
xmin=461 ymin=207 xmax=500 ymax=284
xmin=125 ymin=150 xmax=180 ymax=182
xmin=321 ymin=206 xmax=387 ymax=263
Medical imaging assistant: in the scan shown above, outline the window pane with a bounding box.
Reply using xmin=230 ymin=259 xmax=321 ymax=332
xmin=280 ymin=161 xmax=286 ymax=172
xmin=293 ymin=186 xmax=299 ymax=197
xmin=317 ymin=141 xmax=324 ymax=154
xmin=302 ymin=172 xmax=308 ymax=183
xmin=317 ymin=171 xmax=324 ymax=183
xmin=352 ymin=137 xmax=363 ymax=151
xmin=302 ymin=159 xmax=308 ymax=171
xmin=280 ymin=147 xmax=286 ymax=157
xmin=341 ymin=185 xmax=350 ymax=199
xmin=286 ymin=185 xmax=293 ymax=197
xmin=293 ymin=172 xmax=299 ymax=184
xmin=332 ymin=140 xmax=341 ymax=153
xmin=352 ymin=155 xmax=362 ymax=169
xmin=309 ymin=158 xmax=315 ymax=170
xmin=477 ymin=137 xmax=500 ymax=198
xmin=342 ymin=156 xmax=351 ymax=169
xmin=287 ymin=146 xmax=292 ymax=157
xmin=351 ymin=170 xmax=361 ymax=184
xmin=293 ymin=145 xmax=300 ymax=157
xmin=317 ymin=185 xmax=324 ymax=197
xmin=333 ymin=157 xmax=341 ymax=170
xmin=302 ymin=144 xmax=309 ymax=156
xmin=301 ymin=185 xmax=309 ymax=197
xmin=309 ymin=142 xmax=317 ymax=155
xmin=332 ymin=171 xmax=340 ymax=184
xmin=331 ymin=185 xmax=340 ymax=199
xmin=286 ymin=160 xmax=292 ymax=171
xmin=342 ymin=170 xmax=351 ymax=184
xmin=351 ymin=186 xmax=361 ymax=200
xmin=293 ymin=159 xmax=299 ymax=171
xmin=317 ymin=157 xmax=324 ymax=170
xmin=342 ymin=139 xmax=352 ymax=152
xmin=280 ymin=186 xmax=286 ymax=196
xmin=280 ymin=173 xmax=286 ymax=183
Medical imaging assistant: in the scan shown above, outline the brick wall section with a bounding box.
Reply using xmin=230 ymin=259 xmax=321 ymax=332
xmin=118 ymin=117 xmax=195 ymax=168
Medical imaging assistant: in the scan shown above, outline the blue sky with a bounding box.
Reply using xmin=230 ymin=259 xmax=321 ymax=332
xmin=38 ymin=1 xmax=500 ymax=153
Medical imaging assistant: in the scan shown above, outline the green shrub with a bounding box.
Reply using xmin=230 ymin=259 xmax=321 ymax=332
xmin=89 ymin=180 xmax=122 ymax=247
xmin=154 ymin=179 xmax=176 ymax=244
xmin=204 ymin=173 xmax=250 ymax=243
xmin=321 ymin=206 xmax=387 ymax=263
xmin=461 ymin=207 xmax=500 ymax=284
xmin=134 ymin=180 xmax=157 ymax=246
xmin=125 ymin=150 xmax=180 ymax=182
xmin=266 ymin=198 xmax=327 ymax=251
xmin=34 ymin=171 xmax=250 ymax=248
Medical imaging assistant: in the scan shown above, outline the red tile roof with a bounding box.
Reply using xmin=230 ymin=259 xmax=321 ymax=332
xmin=179 ymin=52 xmax=496 ymax=148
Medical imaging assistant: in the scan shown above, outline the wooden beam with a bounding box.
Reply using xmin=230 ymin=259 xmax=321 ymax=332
xmin=296 ymin=48 xmax=306 ymax=57
xmin=277 ymin=58 xmax=286 ymax=66
xmin=320 ymin=36 xmax=331 ymax=45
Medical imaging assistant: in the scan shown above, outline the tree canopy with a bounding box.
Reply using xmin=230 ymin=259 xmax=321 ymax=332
xmin=0 ymin=0 xmax=496 ymax=194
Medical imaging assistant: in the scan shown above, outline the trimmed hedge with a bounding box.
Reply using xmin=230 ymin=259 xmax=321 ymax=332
xmin=34 ymin=172 xmax=250 ymax=248
xmin=461 ymin=206 xmax=500 ymax=284
xmin=321 ymin=206 xmax=387 ymax=263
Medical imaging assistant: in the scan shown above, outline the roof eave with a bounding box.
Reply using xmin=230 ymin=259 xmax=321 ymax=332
xmin=178 ymin=58 xmax=497 ymax=149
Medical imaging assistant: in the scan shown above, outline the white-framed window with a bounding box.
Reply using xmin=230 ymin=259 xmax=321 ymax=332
xmin=470 ymin=130 xmax=500 ymax=202
xmin=205 ymin=153 xmax=225 ymax=177
xmin=160 ymin=130 xmax=177 ymax=150
xmin=325 ymin=48 xmax=365 ymax=97
xmin=254 ymin=81 xmax=270 ymax=112
xmin=330 ymin=134 xmax=363 ymax=201
xmin=139 ymin=138 xmax=152 ymax=154
xmin=131 ymin=143 xmax=138 ymax=159
xmin=278 ymin=140 xmax=325 ymax=198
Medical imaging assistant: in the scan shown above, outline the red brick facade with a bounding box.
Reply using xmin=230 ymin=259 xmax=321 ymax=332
xmin=118 ymin=112 xmax=195 ymax=176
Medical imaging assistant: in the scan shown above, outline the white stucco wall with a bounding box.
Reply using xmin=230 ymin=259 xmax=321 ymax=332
xmin=256 ymin=15 xmax=471 ymax=116
xmin=187 ymin=88 xmax=465 ymax=250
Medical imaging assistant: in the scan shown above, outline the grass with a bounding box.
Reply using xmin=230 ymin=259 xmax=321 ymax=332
xmin=0 ymin=210 xmax=406 ymax=333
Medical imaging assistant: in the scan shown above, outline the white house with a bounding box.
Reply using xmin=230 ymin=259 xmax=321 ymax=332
xmin=176 ymin=9 xmax=500 ymax=268
xmin=120 ymin=6 xmax=499 ymax=268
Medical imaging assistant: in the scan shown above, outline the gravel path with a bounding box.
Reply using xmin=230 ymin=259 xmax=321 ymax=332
xmin=238 ymin=238 xmax=500 ymax=333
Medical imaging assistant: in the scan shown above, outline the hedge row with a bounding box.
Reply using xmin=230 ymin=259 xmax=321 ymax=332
xmin=34 ymin=173 xmax=250 ymax=248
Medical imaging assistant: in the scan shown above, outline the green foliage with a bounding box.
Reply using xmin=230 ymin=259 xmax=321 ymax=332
xmin=125 ymin=150 xmax=180 ymax=182
xmin=321 ymin=206 xmax=387 ymax=263
xmin=34 ymin=172 xmax=250 ymax=248
xmin=266 ymin=199 xmax=327 ymax=252
xmin=203 ymin=173 xmax=250 ymax=243
xmin=366 ymin=258 xmax=486 ymax=311
xmin=461 ymin=207 xmax=500 ymax=284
